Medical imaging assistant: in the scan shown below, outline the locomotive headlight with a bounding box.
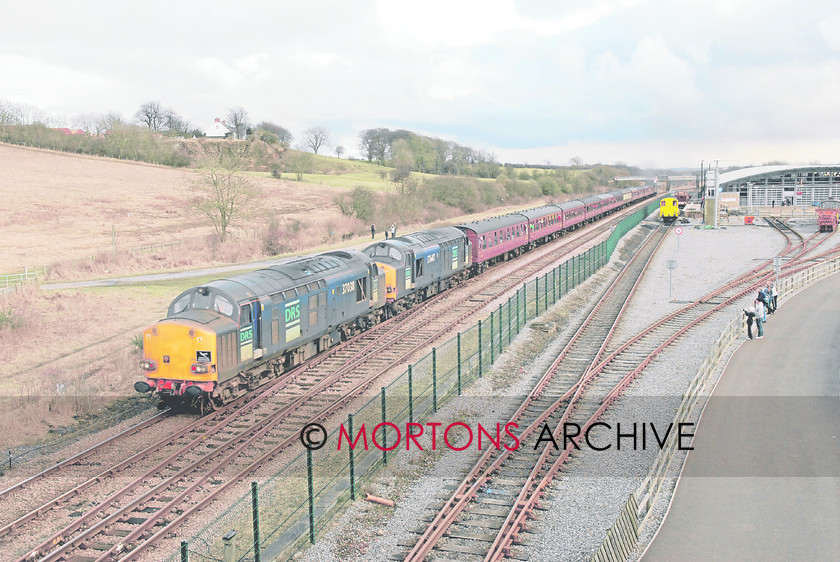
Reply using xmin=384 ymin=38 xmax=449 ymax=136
xmin=139 ymin=360 xmax=157 ymax=371
xmin=191 ymin=363 xmax=209 ymax=374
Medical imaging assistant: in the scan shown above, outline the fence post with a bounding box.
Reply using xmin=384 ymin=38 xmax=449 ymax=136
xmin=456 ymin=333 xmax=461 ymax=399
xmin=565 ymin=260 xmax=569 ymax=295
xmin=380 ymin=387 xmax=387 ymax=466
xmin=507 ymin=298 xmax=512 ymax=345
xmin=490 ymin=311 xmax=495 ymax=364
xmin=553 ymin=267 xmax=557 ymax=304
xmin=524 ymin=283 xmax=528 ymax=321
xmin=252 ymin=481 xmax=263 ymax=558
xmin=222 ymin=530 xmax=237 ymax=562
xmin=478 ymin=321 xmax=483 ymax=379
xmin=544 ymin=273 xmax=549 ymax=311
xmin=408 ymin=364 xmax=413 ymax=424
xmin=181 ymin=540 xmax=189 ymax=562
xmin=348 ymin=413 xmax=355 ymax=501
xmin=535 ymin=276 xmax=540 ymax=315
xmin=433 ymin=346 xmax=439 ymax=408
xmin=516 ymin=289 xmax=520 ymax=332
xmin=498 ymin=303 xmax=503 ymax=354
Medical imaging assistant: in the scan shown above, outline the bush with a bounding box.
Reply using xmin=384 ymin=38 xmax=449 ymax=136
xmin=537 ymin=175 xmax=561 ymax=196
xmin=0 ymin=306 xmax=23 ymax=330
xmin=350 ymin=186 xmax=376 ymax=221
xmin=130 ymin=332 xmax=144 ymax=353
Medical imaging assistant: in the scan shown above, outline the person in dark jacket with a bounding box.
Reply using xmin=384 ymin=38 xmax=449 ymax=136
xmin=371 ymin=223 xmax=376 ymax=239
xmin=743 ymin=307 xmax=756 ymax=339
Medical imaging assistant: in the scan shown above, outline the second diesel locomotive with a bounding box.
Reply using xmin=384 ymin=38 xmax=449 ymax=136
xmin=135 ymin=185 xmax=656 ymax=408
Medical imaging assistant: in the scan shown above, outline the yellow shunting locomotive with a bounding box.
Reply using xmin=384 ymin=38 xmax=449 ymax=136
xmin=659 ymin=196 xmax=680 ymax=223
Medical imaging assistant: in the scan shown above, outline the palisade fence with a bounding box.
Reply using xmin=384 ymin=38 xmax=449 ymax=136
xmin=169 ymin=196 xmax=665 ymax=562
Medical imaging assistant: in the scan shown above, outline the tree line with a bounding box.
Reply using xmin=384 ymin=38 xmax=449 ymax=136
xmin=358 ymin=128 xmax=499 ymax=178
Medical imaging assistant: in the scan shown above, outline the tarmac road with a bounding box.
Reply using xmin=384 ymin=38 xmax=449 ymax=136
xmin=643 ymin=273 xmax=840 ymax=561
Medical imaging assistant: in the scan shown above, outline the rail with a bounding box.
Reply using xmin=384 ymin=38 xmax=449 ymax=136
xmin=168 ymin=196 xmax=666 ymax=561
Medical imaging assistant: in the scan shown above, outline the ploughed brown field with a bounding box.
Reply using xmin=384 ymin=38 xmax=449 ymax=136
xmin=0 ymin=143 xmax=341 ymax=273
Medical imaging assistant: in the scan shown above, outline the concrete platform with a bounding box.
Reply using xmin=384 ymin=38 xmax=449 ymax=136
xmin=642 ymin=274 xmax=840 ymax=561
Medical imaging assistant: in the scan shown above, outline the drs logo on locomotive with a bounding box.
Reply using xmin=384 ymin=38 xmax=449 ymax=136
xmin=285 ymin=302 xmax=301 ymax=322
xmin=285 ymin=299 xmax=302 ymax=341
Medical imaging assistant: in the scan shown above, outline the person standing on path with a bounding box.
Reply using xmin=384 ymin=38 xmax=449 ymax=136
xmin=755 ymin=300 xmax=765 ymax=338
xmin=390 ymin=222 xmax=396 ymax=239
xmin=371 ymin=223 xmax=376 ymax=239
xmin=743 ymin=307 xmax=756 ymax=339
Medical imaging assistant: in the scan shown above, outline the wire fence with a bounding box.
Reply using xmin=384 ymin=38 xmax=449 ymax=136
xmin=169 ymin=196 xmax=665 ymax=562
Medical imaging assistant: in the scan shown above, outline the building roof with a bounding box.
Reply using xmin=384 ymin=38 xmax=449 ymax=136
xmin=718 ymin=164 xmax=840 ymax=187
xmin=204 ymin=118 xmax=231 ymax=138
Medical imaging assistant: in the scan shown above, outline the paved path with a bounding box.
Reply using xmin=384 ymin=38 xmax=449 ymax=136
xmin=643 ymin=274 xmax=840 ymax=561
xmin=40 ymin=238 xmax=386 ymax=290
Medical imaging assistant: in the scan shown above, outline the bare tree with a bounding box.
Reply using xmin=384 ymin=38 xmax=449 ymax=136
xmin=75 ymin=112 xmax=123 ymax=135
xmin=303 ymin=126 xmax=330 ymax=154
xmin=163 ymin=110 xmax=191 ymax=137
xmin=188 ymin=153 xmax=263 ymax=242
xmin=334 ymin=145 xmax=345 ymax=158
xmin=135 ymin=101 xmax=167 ymax=131
xmin=73 ymin=113 xmax=98 ymax=134
xmin=227 ymin=106 xmax=249 ymax=140
xmin=258 ymin=121 xmax=294 ymax=145
xmin=98 ymin=112 xmax=124 ymax=134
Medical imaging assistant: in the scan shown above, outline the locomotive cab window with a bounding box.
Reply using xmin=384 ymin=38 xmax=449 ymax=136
xmin=214 ymin=295 xmax=233 ymax=316
xmin=355 ymin=278 xmax=367 ymax=302
xmin=240 ymin=304 xmax=252 ymax=325
xmin=172 ymin=293 xmax=191 ymax=314
xmin=415 ymin=258 xmax=424 ymax=277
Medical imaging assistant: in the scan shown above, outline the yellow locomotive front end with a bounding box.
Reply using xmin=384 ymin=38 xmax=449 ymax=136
xmin=659 ymin=197 xmax=680 ymax=224
xmin=135 ymin=319 xmax=219 ymax=400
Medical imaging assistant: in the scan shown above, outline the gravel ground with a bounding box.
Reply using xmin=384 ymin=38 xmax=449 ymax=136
xmin=298 ymin=216 xmax=814 ymax=562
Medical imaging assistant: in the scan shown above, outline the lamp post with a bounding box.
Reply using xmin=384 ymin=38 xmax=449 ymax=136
xmin=666 ymin=259 xmax=677 ymax=302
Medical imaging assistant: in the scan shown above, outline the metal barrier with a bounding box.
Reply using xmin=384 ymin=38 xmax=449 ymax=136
xmin=0 ymin=266 xmax=45 ymax=294
xmin=169 ymin=196 xmax=666 ymax=562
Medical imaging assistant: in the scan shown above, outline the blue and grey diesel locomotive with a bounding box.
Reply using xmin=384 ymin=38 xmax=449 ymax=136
xmin=134 ymin=185 xmax=656 ymax=408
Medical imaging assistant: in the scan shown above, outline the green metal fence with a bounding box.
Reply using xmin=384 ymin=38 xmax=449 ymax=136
xmin=171 ymin=196 xmax=664 ymax=562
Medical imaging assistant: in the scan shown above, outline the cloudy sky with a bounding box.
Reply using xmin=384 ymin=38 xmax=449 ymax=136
xmin=3 ymin=0 xmax=840 ymax=168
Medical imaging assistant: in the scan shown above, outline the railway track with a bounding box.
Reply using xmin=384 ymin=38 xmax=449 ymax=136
xmin=403 ymin=222 xmax=670 ymax=561
xmin=404 ymin=217 xmax=834 ymax=560
xmin=0 ymin=199 xmax=657 ymax=561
